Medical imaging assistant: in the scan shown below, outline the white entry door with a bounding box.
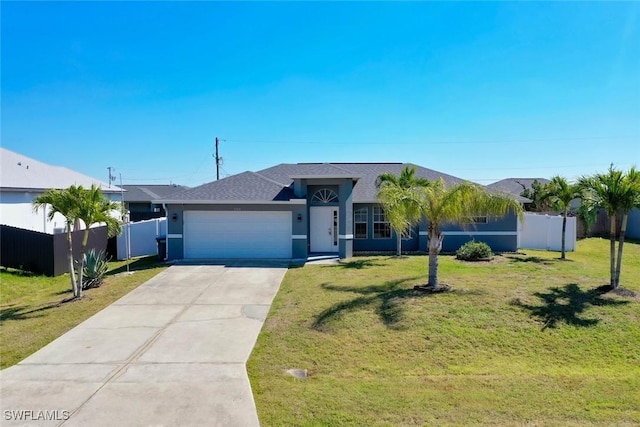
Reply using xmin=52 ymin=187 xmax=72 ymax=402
xmin=310 ymin=206 xmax=339 ymax=253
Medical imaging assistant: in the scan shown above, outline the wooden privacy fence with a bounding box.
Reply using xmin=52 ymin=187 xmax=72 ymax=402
xmin=519 ymin=213 xmax=576 ymax=251
xmin=0 ymin=225 xmax=107 ymax=276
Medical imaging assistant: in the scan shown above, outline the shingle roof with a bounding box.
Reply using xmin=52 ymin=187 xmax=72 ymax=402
xmin=487 ymin=178 xmax=549 ymax=197
xmin=0 ymin=147 xmax=120 ymax=193
xmin=157 ymin=163 xmax=473 ymax=203
xmin=331 ymin=163 xmax=466 ymax=202
xmin=158 ymin=171 xmax=295 ymax=202
xmin=122 ymin=184 xmax=188 ymax=202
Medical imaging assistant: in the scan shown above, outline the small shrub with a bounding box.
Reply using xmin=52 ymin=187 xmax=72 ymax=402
xmin=456 ymin=240 xmax=493 ymax=261
xmin=82 ymin=249 xmax=110 ymax=289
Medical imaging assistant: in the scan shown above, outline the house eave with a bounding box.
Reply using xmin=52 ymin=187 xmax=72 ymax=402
xmin=1 ymin=186 xmax=123 ymax=193
xmin=157 ymin=199 xmax=307 ymax=205
xmin=289 ymin=175 xmax=361 ymax=180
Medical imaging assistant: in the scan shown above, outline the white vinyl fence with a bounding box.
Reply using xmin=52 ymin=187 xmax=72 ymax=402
xmin=117 ymin=218 xmax=167 ymax=260
xmin=519 ymin=213 xmax=576 ymax=251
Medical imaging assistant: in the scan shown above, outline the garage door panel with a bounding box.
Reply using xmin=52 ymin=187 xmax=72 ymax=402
xmin=183 ymin=211 xmax=292 ymax=259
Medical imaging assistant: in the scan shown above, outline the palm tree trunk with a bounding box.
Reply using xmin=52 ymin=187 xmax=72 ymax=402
xmin=66 ymin=227 xmax=78 ymax=298
xmin=427 ymin=230 xmax=443 ymax=287
xmin=614 ymin=213 xmax=628 ymax=288
xmin=561 ymin=209 xmax=567 ymax=259
xmin=609 ymin=215 xmax=617 ymax=288
xmin=397 ymin=235 xmax=402 ymax=257
xmin=77 ymin=229 xmax=91 ymax=298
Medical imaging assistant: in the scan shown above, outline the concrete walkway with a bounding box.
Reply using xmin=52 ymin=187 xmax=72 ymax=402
xmin=0 ymin=263 xmax=288 ymax=426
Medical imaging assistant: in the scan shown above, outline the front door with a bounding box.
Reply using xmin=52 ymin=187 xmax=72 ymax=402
xmin=310 ymin=206 xmax=339 ymax=253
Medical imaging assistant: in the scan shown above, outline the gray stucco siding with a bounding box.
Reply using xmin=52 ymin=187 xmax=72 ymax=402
xmin=430 ymin=212 xmax=519 ymax=252
xmin=441 ymin=234 xmax=518 ymax=253
xmin=439 ymin=211 xmax=519 ymax=233
xmin=165 ymin=203 xmax=306 ymax=260
xmin=352 ymin=207 xmax=518 ymax=253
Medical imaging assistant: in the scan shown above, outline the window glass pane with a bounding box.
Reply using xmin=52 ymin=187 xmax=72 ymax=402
xmin=354 ymin=207 xmax=368 ymax=239
xmin=373 ymin=206 xmax=390 ymax=238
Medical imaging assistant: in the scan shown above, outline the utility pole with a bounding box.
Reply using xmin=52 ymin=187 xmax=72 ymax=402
xmin=107 ymin=167 xmax=116 ymax=188
xmin=214 ymin=137 xmax=221 ymax=181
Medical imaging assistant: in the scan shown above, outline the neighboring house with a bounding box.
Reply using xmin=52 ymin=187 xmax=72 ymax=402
xmin=121 ymin=184 xmax=187 ymax=222
xmin=0 ymin=147 xmax=122 ymax=234
xmin=486 ymin=178 xmax=550 ymax=197
xmin=156 ymin=163 xmax=524 ymax=261
xmin=487 ymin=177 xmax=549 ymax=210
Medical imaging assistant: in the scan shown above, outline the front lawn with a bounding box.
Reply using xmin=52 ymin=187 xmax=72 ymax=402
xmin=0 ymin=256 xmax=167 ymax=369
xmin=248 ymin=238 xmax=640 ymax=426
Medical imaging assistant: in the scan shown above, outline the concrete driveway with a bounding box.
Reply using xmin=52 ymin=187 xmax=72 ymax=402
xmin=0 ymin=263 xmax=288 ymax=426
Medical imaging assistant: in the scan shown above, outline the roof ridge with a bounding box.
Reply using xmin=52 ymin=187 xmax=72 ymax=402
xmin=251 ymin=171 xmax=288 ymax=188
xmin=139 ymin=187 xmax=161 ymax=199
xmin=326 ymin=163 xmax=357 ymax=174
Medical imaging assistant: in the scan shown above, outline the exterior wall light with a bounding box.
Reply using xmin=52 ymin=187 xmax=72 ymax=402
xmin=297 ymin=213 xmax=302 ymax=222
xmin=171 ymin=213 xmax=178 ymax=222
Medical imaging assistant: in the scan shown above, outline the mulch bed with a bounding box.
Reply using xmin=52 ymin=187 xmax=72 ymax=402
xmin=413 ymin=284 xmax=452 ymax=293
xmin=595 ymin=285 xmax=638 ymax=297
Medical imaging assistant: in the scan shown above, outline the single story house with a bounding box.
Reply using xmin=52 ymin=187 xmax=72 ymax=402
xmin=121 ymin=184 xmax=188 ymax=222
xmin=156 ymin=163 xmax=524 ymax=261
xmin=487 ymin=177 xmax=550 ymax=211
xmin=486 ymin=177 xmax=550 ymax=197
xmin=0 ymin=147 xmax=122 ymax=234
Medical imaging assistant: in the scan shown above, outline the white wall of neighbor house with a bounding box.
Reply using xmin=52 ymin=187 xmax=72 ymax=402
xmin=0 ymin=191 xmax=122 ymax=234
xmin=519 ymin=213 xmax=577 ymax=251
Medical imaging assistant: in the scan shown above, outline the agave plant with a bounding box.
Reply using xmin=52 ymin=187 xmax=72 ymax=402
xmin=82 ymin=249 xmax=110 ymax=290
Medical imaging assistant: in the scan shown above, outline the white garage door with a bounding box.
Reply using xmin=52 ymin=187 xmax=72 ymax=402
xmin=183 ymin=211 xmax=292 ymax=259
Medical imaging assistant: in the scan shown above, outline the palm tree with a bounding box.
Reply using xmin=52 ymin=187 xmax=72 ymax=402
xmin=419 ymin=180 xmax=524 ymax=288
xmin=578 ymin=165 xmax=640 ymax=289
xmin=376 ymin=166 xmax=431 ymax=256
xmin=543 ymin=176 xmax=582 ymax=259
xmin=33 ymin=187 xmax=81 ymax=297
xmin=75 ymin=184 xmax=122 ymax=296
xmin=33 ymin=185 xmax=121 ymax=299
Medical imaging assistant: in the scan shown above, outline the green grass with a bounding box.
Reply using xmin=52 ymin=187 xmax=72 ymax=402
xmin=248 ymin=238 xmax=640 ymax=426
xmin=0 ymin=256 xmax=167 ymax=369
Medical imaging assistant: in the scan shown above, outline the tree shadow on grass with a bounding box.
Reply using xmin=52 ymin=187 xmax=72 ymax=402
xmin=505 ymin=255 xmax=568 ymax=265
xmin=511 ymin=283 xmax=629 ymax=330
xmin=329 ymin=259 xmax=385 ymax=269
xmin=0 ymin=298 xmax=73 ymax=323
xmin=312 ymin=277 xmax=432 ymax=331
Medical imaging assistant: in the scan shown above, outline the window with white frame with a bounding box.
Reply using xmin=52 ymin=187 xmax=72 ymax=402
xmin=465 ymin=216 xmax=488 ymax=224
xmin=373 ymin=206 xmax=391 ymax=239
xmin=401 ymin=227 xmax=413 ymax=239
xmin=354 ymin=207 xmax=368 ymax=239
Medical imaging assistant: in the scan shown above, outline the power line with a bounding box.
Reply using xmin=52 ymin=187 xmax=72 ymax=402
xmin=224 ymin=135 xmax=637 ymax=146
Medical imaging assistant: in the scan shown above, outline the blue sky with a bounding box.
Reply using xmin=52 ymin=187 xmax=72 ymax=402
xmin=2 ymin=2 xmax=639 ymax=187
